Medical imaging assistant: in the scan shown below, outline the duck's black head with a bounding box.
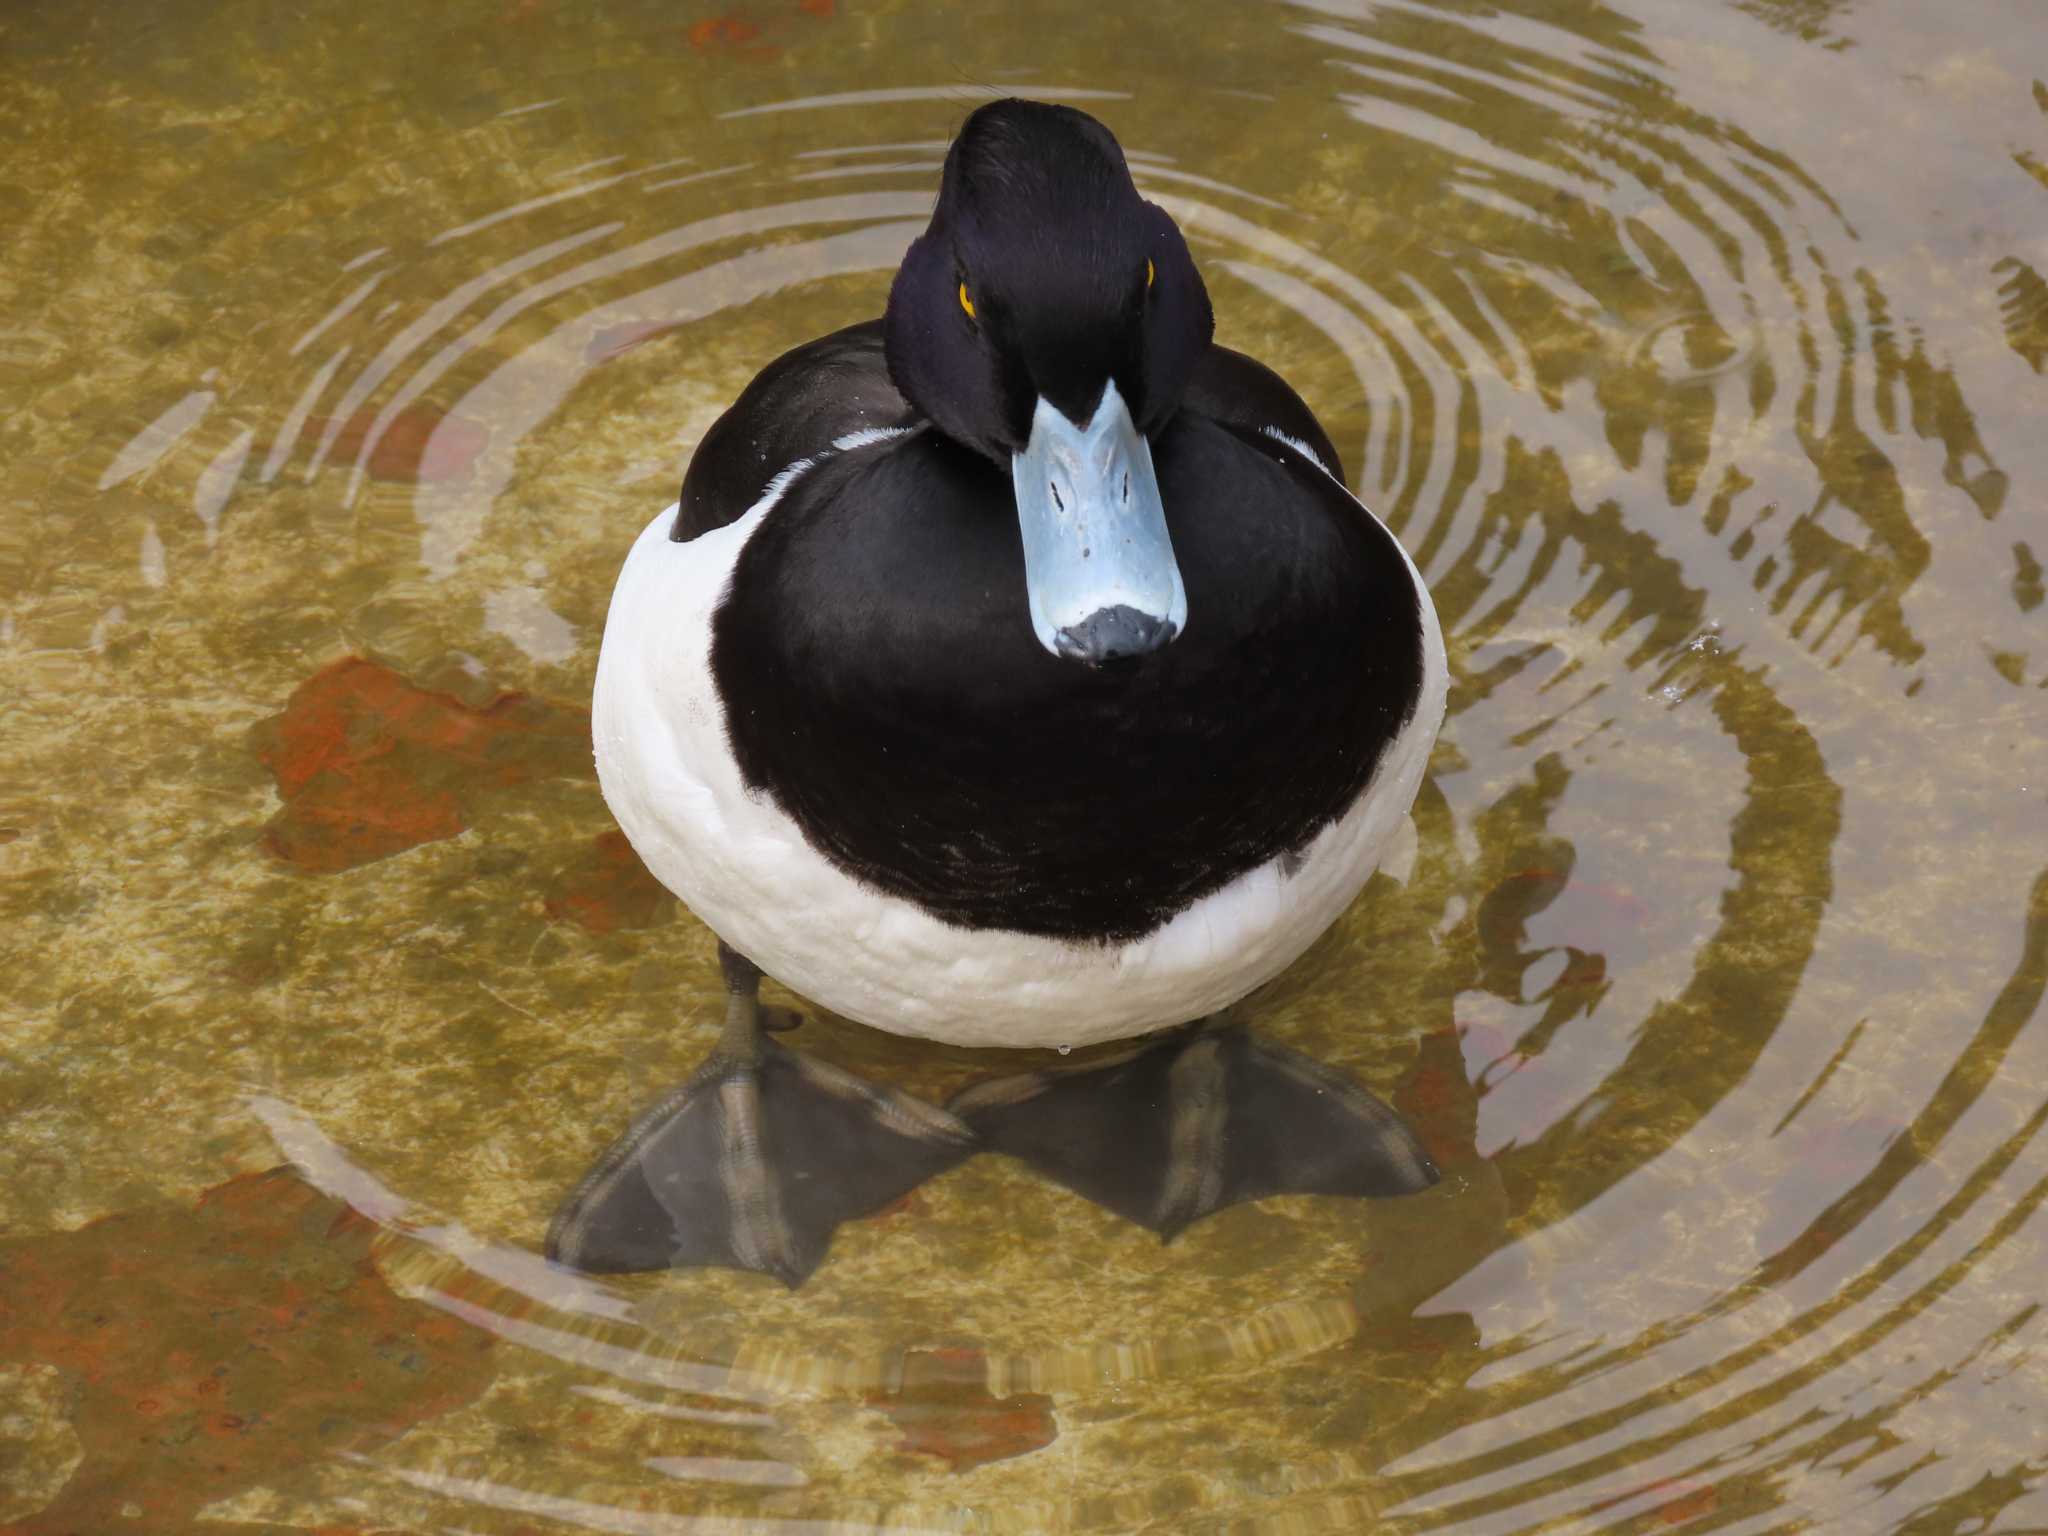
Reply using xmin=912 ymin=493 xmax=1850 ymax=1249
xmin=884 ymin=98 xmax=1213 ymax=454
xmin=884 ymin=100 xmax=1214 ymax=664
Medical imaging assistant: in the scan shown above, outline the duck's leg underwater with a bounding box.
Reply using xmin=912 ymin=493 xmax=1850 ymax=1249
xmin=949 ymin=1019 xmax=1437 ymax=1239
xmin=546 ymin=944 xmax=976 ymax=1286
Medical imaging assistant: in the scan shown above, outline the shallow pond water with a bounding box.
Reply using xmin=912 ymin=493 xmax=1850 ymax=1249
xmin=4 ymin=0 xmax=2047 ymax=1530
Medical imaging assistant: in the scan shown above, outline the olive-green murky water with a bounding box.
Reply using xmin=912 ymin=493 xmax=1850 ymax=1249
xmin=4 ymin=0 xmax=2046 ymax=1530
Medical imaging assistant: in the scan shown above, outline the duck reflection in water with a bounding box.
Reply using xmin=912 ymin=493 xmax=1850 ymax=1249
xmin=547 ymin=99 xmax=1449 ymax=1286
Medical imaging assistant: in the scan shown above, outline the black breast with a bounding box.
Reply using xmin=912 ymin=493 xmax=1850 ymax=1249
xmin=707 ymin=403 xmax=1425 ymax=946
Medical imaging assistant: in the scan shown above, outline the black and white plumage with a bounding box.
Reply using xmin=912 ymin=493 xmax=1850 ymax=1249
xmin=553 ymin=100 xmax=1447 ymax=1281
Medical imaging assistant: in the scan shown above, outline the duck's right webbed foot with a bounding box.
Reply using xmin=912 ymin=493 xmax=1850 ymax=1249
xmin=949 ymin=1017 xmax=1436 ymax=1240
xmin=546 ymin=945 xmax=976 ymax=1287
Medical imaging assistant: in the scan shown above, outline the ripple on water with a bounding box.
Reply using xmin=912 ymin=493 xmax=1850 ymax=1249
xmin=4 ymin=0 xmax=2047 ymax=1530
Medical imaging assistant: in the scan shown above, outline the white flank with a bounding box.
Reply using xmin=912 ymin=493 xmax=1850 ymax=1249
xmin=593 ymin=465 xmax=1447 ymax=1050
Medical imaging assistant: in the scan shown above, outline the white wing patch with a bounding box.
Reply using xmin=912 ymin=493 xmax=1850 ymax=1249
xmin=830 ymin=425 xmax=916 ymax=452
xmin=1258 ymin=424 xmax=1338 ymax=477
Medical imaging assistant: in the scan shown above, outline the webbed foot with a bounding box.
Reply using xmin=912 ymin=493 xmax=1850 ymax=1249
xmin=949 ymin=1019 xmax=1436 ymax=1239
xmin=547 ymin=945 xmax=975 ymax=1286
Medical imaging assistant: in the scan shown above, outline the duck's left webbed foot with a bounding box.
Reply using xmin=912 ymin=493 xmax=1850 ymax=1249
xmin=547 ymin=945 xmax=976 ymax=1286
xmin=949 ymin=1018 xmax=1437 ymax=1239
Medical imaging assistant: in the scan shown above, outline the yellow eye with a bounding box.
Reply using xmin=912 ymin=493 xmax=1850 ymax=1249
xmin=1146 ymin=258 xmax=1155 ymax=289
xmin=958 ymin=281 xmax=975 ymax=320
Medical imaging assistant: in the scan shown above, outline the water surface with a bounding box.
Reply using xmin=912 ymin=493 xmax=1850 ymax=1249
xmin=3 ymin=0 xmax=2046 ymax=1530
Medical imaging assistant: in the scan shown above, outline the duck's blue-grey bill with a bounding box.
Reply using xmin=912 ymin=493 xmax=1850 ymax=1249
xmin=1010 ymin=380 xmax=1187 ymax=664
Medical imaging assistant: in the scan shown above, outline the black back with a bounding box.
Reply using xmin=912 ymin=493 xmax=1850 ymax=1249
xmin=675 ymin=322 xmax=1344 ymax=538
xmin=673 ymin=322 xmax=917 ymax=543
